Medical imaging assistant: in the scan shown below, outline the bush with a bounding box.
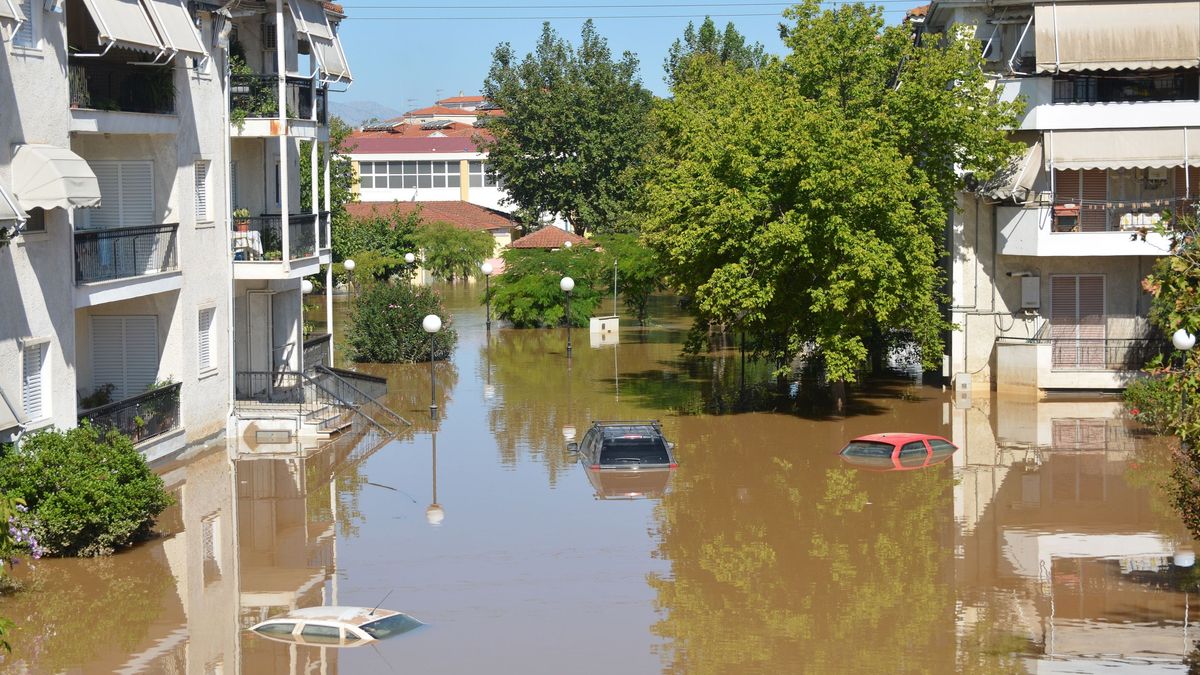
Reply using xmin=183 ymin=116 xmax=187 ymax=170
xmin=415 ymin=220 xmax=495 ymax=281
xmin=346 ymin=282 xmax=458 ymax=362
xmin=1125 ymin=374 xmax=1178 ymax=436
xmin=490 ymin=246 xmax=606 ymax=328
xmin=0 ymin=424 xmax=172 ymax=557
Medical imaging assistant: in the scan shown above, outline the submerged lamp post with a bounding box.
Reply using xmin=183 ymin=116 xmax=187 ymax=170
xmin=1174 ymin=328 xmax=1196 ymax=449
xmin=423 ymin=313 xmax=442 ymax=420
xmin=481 ymin=261 xmax=494 ymax=331
xmin=560 ymin=276 xmax=575 ymax=356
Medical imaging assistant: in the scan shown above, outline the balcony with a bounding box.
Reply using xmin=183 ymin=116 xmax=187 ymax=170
xmin=996 ymin=202 xmax=1181 ymax=257
xmin=231 ymin=212 xmax=327 ymax=280
xmin=303 ymin=333 xmax=331 ymax=370
xmin=79 ymin=382 xmax=182 ymax=446
xmin=997 ymin=76 xmax=1200 ymax=131
xmin=74 ymin=224 xmax=182 ymax=307
xmin=996 ymin=336 xmax=1165 ymax=393
xmin=230 ymin=74 xmax=328 ymax=140
xmin=68 ymin=62 xmax=179 ymax=135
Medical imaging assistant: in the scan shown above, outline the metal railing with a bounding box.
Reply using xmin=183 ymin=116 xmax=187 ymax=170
xmin=998 ymin=336 xmax=1167 ymax=371
xmin=75 ymin=224 xmax=179 ymax=284
xmin=1051 ymin=198 xmax=1196 ymax=234
xmin=303 ymin=333 xmax=332 ymax=369
xmin=315 ymin=365 xmax=410 ymax=428
xmin=79 ymin=382 xmax=181 ymax=445
xmin=230 ymin=74 xmax=327 ymax=122
xmin=231 ymin=213 xmax=317 ymax=261
xmin=69 ymin=61 xmax=176 ymax=115
xmin=235 ymin=368 xmax=409 ymax=433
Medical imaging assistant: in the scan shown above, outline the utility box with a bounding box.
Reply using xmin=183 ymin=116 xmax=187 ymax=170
xmin=590 ymin=316 xmax=618 ymax=334
xmin=1021 ymin=276 xmax=1040 ymax=310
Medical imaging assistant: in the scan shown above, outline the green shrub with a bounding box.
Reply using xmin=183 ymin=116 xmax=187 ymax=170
xmin=490 ymin=246 xmax=606 ymax=328
xmin=346 ymin=282 xmax=458 ymax=362
xmin=0 ymin=424 xmax=172 ymax=557
xmin=414 ymin=220 xmax=495 ymax=281
xmin=1125 ymin=374 xmax=1178 ymax=436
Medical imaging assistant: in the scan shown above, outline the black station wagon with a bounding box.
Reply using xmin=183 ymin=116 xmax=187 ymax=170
xmin=570 ymin=420 xmax=678 ymax=470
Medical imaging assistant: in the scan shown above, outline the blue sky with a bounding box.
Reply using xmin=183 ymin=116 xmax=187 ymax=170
xmin=335 ymin=1 xmax=914 ymax=112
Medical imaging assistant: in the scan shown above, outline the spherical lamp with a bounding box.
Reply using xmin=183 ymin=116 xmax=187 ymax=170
xmin=1173 ymin=329 xmax=1196 ymax=352
xmin=423 ymin=314 xmax=442 ymax=333
xmin=343 ymin=258 xmax=356 ymax=271
xmin=300 ymin=279 xmax=314 ymax=295
xmin=405 ymin=252 xmax=416 ymax=264
xmin=559 ymin=276 xmax=575 ymax=293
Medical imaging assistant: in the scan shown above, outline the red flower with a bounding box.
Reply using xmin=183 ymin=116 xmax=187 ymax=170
xmin=1131 ymin=408 xmax=1141 ymax=416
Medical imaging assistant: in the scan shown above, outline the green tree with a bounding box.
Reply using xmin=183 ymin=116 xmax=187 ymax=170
xmin=593 ymin=233 xmax=662 ymax=324
xmin=345 ymin=282 xmax=458 ymax=363
xmin=640 ymin=0 xmax=1020 ymax=409
xmin=489 ymin=246 xmax=607 ymax=328
xmin=663 ymin=16 xmax=767 ymax=88
xmin=335 ymin=205 xmax=422 ymax=284
xmin=300 ymin=115 xmax=356 ymax=233
xmin=414 ymin=220 xmax=496 ymax=281
xmin=482 ymin=21 xmax=654 ymax=236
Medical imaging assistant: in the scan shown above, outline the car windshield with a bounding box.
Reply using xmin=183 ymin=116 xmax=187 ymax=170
xmin=360 ymin=613 xmax=424 ymax=639
xmin=599 ymin=437 xmax=670 ymax=465
xmin=840 ymin=441 xmax=894 ymax=458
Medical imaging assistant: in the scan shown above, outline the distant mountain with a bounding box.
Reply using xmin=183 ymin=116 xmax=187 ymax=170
xmin=329 ymin=100 xmax=402 ymax=127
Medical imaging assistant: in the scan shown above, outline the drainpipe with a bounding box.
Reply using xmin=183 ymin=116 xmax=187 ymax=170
xmin=223 ymin=21 xmax=237 ymax=430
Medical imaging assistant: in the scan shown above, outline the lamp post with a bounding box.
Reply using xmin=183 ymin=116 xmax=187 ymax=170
xmin=560 ymin=276 xmax=574 ymax=356
xmin=343 ymin=258 xmax=356 ymax=295
xmin=1174 ymin=328 xmax=1196 ymax=449
xmin=423 ymin=314 xmax=442 ymax=420
xmin=481 ymin=261 xmax=494 ymax=331
xmin=300 ymin=278 xmax=314 ymax=295
xmin=426 ymin=429 xmax=444 ymax=526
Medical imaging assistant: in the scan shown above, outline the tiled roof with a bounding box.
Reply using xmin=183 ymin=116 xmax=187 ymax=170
xmin=346 ymin=201 xmax=516 ymax=232
xmin=349 ymin=122 xmax=486 ymax=140
xmin=344 ymin=136 xmax=485 ymax=155
xmin=509 ymin=227 xmax=590 ymax=249
xmin=906 ymin=3 xmax=929 ymax=18
xmin=323 ymin=1 xmax=344 ymax=14
xmin=404 ymin=105 xmax=473 ymax=117
xmin=437 ymin=95 xmax=486 ymax=105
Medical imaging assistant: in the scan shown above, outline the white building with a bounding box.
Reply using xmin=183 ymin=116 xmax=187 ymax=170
xmin=0 ymin=0 xmax=356 ymax=459
xmin=916 ymin=0 xmax=1191 ymax=396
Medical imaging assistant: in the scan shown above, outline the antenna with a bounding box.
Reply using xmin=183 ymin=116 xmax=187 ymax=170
xmin=369 ymin=589 xmax=393 ymax=616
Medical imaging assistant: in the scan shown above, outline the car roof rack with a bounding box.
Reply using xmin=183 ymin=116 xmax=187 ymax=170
xmin=591 ymin=420 xmax=661 ymax=427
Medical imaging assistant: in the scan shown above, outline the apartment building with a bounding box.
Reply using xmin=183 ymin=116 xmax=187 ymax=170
xmin=916 ymin=0 xmax=1192 ymax=395
xmin=0 ymin=0 xmax=351 ymax=458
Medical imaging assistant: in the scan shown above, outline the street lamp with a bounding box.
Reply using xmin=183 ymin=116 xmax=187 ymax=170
xmin=564 ymin=240 xmax=573 ymax=250
xmin=426 ymin=429 xmax=444 ymax=526
xmin=405 ymin=252 xmax=416 ymax=264
xmin=423 ymin=314 xmax=442 ymax=420
xmin=1174 ymin=328 xmax=1196 ymax=449
xmin=560 ymin=276 xmax=574 ymax=356
xmin=343 ymin=258 xmax=356 ymax=295
xmin=481 ymin=261 xmax=494 ymax=331
xmin=300 ymin=279 xmax=314 ymax=295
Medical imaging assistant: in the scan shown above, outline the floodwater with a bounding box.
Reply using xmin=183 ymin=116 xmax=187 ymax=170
xmin=1 ymin=286 xmax=1197 ymax=673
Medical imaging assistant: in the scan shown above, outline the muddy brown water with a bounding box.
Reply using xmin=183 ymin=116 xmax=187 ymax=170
xmin=2 ymin=285 xmax=1197 ymax=673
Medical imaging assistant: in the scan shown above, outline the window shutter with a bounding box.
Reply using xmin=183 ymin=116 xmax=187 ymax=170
xmin=1049 ymin=275 xmax=1106 ymax=368
xmin=92 ymin=316 xmax=158 ymax=400
xmin=88 ymin=162 xmax=122 ymax=230
xmin=1050 ymin=275 xmax=1079 ymax=368
xmin=194 ymin=161 xmax=209 ymax=222
xmin=198 ymin=307 xmax=215 ymax=371
xmin=21 ymin=343 xmax=46 ymax=420
xmin=125 ymin=316 xmax=159 ymax=394
xmin=13 ymin=0 xmax=33 ymax=47
xmin=1080 ymin=169 xmax=1108 ymax=232
xmin=86 ymin=161 xmax=154 ymax=229
xmin=1055 ymin=169 xmax=1081 ymax=202
xmin=92 ymin=316 xmax=128 ymax=398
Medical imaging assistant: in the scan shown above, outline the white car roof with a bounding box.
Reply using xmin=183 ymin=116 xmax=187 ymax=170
xmin=259 ymin=606 xmax=401 ymax=627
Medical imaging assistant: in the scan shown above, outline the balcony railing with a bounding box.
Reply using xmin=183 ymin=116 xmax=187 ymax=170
xmin=304 ymin=333 xmax=331 ymax=370
xmin=1051 ymin=198 xmax=1196 ymax=234
xmin=231 ymin=213 xmax=317 ymax=261
xmin=999 ymin=336 xmax=1168 ymax=371
xmin=79 ymin=382 xmax=181 ymax=445
xmin=75 ymin=224 xmax=179 ymax=285
xmin=230 ymin=74 xmax=327 ymax=123
xmin=69 ymin=61 xmax=176 ymax=115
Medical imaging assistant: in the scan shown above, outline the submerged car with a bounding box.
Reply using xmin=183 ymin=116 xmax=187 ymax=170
xmin=250 ymin=606 xmax=424 ymax=647
xmin=838 ymin=433 xmax=957 ymax=472
xmin=570 ymin=420 xmax=678 ymax=471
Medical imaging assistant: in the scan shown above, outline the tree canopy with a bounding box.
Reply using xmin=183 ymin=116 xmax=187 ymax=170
xmin=481 ymin=20 xmax=654 ymax=236
xmin=414 ymin=220 xmax=495 ymax=281
xmin=640 ymin=0 xmax=1020 ymax=392
xmin=663 ymin=16 xmax=767 ymax=88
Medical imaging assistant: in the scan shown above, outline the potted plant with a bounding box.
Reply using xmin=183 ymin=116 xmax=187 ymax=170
xmin=233 ymin=208 xmax=251 ymax=232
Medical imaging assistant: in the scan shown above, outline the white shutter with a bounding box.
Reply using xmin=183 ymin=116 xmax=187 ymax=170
xmin=1050 ymin=275 xmax=1106 ymax=368
xmin=194 ymin=161 xmax=209 ymax=223
xmin=198 ymin=307 xmax=215 ymax=371
xmin=85 ymin=161 xmax=155 ymax=229
xmin=91 ymin=316 xmax=159 ymax=400
xmin=88 ymin=162 xmax=122 ymax=230
xmin=13 ymin=0 xmax=33 ymax=47
xmin=21 ymin=342 xmax=46 ymax=421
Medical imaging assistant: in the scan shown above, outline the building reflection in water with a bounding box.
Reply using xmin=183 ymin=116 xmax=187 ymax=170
xmin=952 ymin=394 xmax=1196 ymax=669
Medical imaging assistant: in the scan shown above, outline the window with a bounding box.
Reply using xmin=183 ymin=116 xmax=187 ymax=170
xmin=92 ymin=315 xmax=158 ymax=400
xmin=469 ymin=160 xmax=498 ymax=188
xmin=299 ymin=624 xmax=341 ymax=643
xmin=359 ymin=160 xmax=460 ymax=190
xmin=22 ymin=208 xmax=45 ymax=233
xmin=598 ymin=437 xmax=671 ymax=466
xmin=194 ymin=160 xmax=210 ymax=223
xmin=21 ymin=341 xmax=48 ymax=421
xmin=1050 ymin=274 xmax=1106 ymax=369
xmin=86 ymin=161 xmax=154 ymax=230
xmin=274 ymin=161 xmax=281 ymax=206
xmin=198 ymin=307 xmax=215 ymax=372
xmin=898 ymin=441 xmax=928 ymax=457
xmin=1053 ymin=71 xmax=1200 ymax=104
xmin=254 ymin=622 xmax=296 ymax=636
xmin=840 ymin=441 xmax=894 ymax=458
xmin=13 ymin=0 xmax=36 ymax=49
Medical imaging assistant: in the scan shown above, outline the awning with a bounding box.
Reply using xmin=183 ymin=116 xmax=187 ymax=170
xmin=80 ymin=0 xmax=165 ymax=54
xmin=0 ymin=387 xmax=24 ymax=438
xmin=985 ymin=140 xmax=1043 ymax=202
xmin=1035 ymin=1 xmax=1200 ymax=73
xmin=143 ymin=0 xmax=206 ymax=58
xmin=312 ymin=35 xmax=352 ymax=84
xmin=0 ymin=0 xmax=26 ymax=31
xmin=0 ymin=183 xmax=24 ymax=224
xmin=11 ymin=144 xmax=102 ymax=211
xmin=287 ymin=0 xmax=333 ymax=40
xmin=1046 ymin=128 xmax=1200 ymax=170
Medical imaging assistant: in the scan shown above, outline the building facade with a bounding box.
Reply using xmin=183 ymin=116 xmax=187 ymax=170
xmin=917 ymin=0 xmax=1191 ymax=395
xmin=0 ymin=0 xmax=351 ymax=458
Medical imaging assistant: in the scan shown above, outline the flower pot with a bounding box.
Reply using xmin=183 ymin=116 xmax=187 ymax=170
xmin=236 ymin=220 xmax=250 ymax=232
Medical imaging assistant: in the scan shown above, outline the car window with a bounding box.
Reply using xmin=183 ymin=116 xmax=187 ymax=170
xmin=899 ymin=441 xmax=928 ymax=456
xmin=360 ymin=613 xmax=424 ymax=639
xmin=255 ymin=621 xmax=297 ymax=636
xmin=929 ymin=439 xmax=956 ymax=453
xmin=599 ymin=437 xmax=670 ymax=465
xmin=840 ymin=441 xmax=895 ymax=458
xmin=300 ymin=624 xmax=342 ymax=644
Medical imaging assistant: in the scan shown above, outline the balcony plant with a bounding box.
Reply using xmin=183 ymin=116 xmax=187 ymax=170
xmin=233 ymin=208 xmax=251 ymax=232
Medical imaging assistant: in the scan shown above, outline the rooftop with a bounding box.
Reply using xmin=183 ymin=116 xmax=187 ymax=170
xmin=343 ymin=135 xmax=487 ymax=155
xmin=346 ymin=201 xmax=516 ymax=232
xmin=509 ymin=227 xmax=591 ymax=249
xmin=437 ymin=95 xmax=487 ymax=105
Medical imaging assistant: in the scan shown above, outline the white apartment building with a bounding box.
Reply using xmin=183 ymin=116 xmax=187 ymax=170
xmin=0 ymin=0 xmax=353 ymax=459
xmin=917 ymin=0 xmax=1193 ymax=396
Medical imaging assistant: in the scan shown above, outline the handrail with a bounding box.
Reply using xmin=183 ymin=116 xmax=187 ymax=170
xmin=79 ymin=382 xmax=181 ymax=444
xmin=316 ymin=365 xmax=410 ymax=426
xmin=75 ymin=223 xmax=179 ymax=284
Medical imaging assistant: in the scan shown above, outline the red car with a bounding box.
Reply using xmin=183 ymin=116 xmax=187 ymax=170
xmin=837 ymin=433 xmax=958 ymax=472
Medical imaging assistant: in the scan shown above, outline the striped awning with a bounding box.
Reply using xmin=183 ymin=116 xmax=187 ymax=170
xmin=1035 ymin=1 xmax=1200 ymax=73
xmin=79 ymin=0 xmax=164 ymax=54
xmin=1047 ymin=128 xmax=1200 ymax=170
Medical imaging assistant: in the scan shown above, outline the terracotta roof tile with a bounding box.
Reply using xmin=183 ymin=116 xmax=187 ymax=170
xmin=323 ymin=1 xmax=344 ymax=14
xmin=906 ymin=4 xmax=929 ymax=18
xmin=346 ymin=201 xmax=516 ymax=232
xmin=343 ymin=136 xmax=486 ymax=154
xmin=437 ymin=95 xmax=487 ymax=105
xmin=509 ymin=227 xmax=590 ymax=249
